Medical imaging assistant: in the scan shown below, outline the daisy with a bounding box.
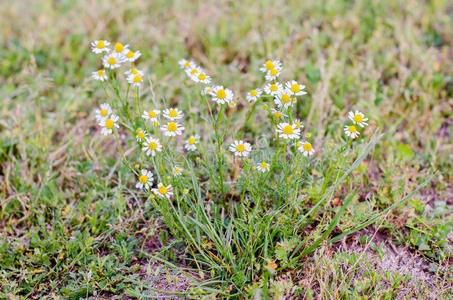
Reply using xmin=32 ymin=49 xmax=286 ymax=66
xmin=142 ymin=137 xmax=163 ymax=157
xmin=270 ymin=108 xmax=287 ymax=120
xmin=184 ymin=135 xmax=199 ymax=151
xmin=95 ymin=103 xmax=112 ymax=121
xmin=123 ymin=50 xmax=141 ymax=62
xmin=185 ymin=65 xmax=200 ymax=78
xmin=259 ymin=60 xmax=282 ymax=74
xmin=191 ymin=68 xmax=211 ymax=84
xmin=210 ymin=86 xmax=234 ymax=104
xmin=178 ymin=59 xmax=194 ymax=69
xmin=163 ymin=108 xmax=184 ymax=121
xmin=99 ymin=114 xmax=119 ymax=136
xmin=173 ymin=166 xmax=183 ymax=176
xmin=256 ymin=161 xmax=270 ymax=173
xmin=265 ymin=68 xmax=281 ymax=81
xmin=91 ymin=40 xmax=110 ymax=54
xmin=136 ymin=169 xmax=153 ymax=190
xmin=228 ymin=101 xmax=236 ymax=108
xmin=298 ymin=141 xmax=315 ymax=156
xmin=136 ymin=129 xmax=146 ymax=142
xmin=201 ymin=86 xmax=213 ymax=96
xmin=344 ymin=125 xmax=360 ymax=139
xmin=153 ymin=183 xmax=173 ymax=199
xmin=246 ymin=88 xmax=262 ymax=103
xmin=276 ymin=123 xmax=300 ymax=139
xmin=229 ymin=140 xmax=252 ymax=157
xmin=112 ymin=42 xmax=129 ymax=56
xmin=348 ymin=111 xmax=369 ymax=128
xmin=285 ymin=80 xmax=307 ymax=96
xmin=124 ymin=68 xmax=144 ymax=77
xmin=142 ymin=109 xmax=160 ymax=122
xmin=161 ymin=122 xmax=185 ymax=137
xmin=127 ymin=73 xmax=143 ymax=87
xmin=293 ymin=118 xmax=304 ymax=129
xmin=264 ymin=82 xmax=283 ymax=96
xmin=102 ymin=53 xmax=122 ymax=69
xmin=91 ymin=69 xmax=108 ymax=82
xmin=274 ymin=89 xmax=293 ymax=109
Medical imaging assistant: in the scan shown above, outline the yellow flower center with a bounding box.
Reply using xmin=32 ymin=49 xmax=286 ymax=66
xmin=250 ymin=90 xmax=257 ymax=96
xmin=105 ymin=119 xmax=114 ymax=129
xmin=139 ymin=175 xmax=148 ymax=183
xmin=107 ymin=57 xmax=116 ymax=65
xmin=97 ymin=70 xmax=105 ymax=76
xmin=148 ymin=142 xmax=157 ymax=150
xmin=97 ymin=41 xmax=105 ymax=49
xmin=174 ymin=168 xmax=180 ymax=174
xmin=236 ymin=144 xmax=245 ymax=152
xmin=191 ymin=69 xmax=198 ymax=74
xmin=353 ymin=114 xmax=363 ymax=123
xmin=137 ymin=131 xmax=145 ymax=139
xmin=265 ymin=60 xmax=274 ymax=70
xmin=270 ymin=84 xmax=278 ymax=92
xmin=188 ymin=137 xmax=196 ymax=145
xmin=349 ymin=125 xmax=357 ymax=133
xmin=306 ymin=133 xmax=311 ymax=138
xmin=114 ymin=43 xmax=124 ymax=52
xmin=260 ymin=162 xmax=268 ymax=169
xmin=303 ymin=143 xmax=312 ymax=151
xmin=274 ymin=112 xmax=282 ymax=118
xmin=184 ymin=61 xmax=190 ymax=68
xmin=167 ymin=122 xmax=177 ymax=132
xmin=270 ymin=68 xmax=278 ymax=76
xmin=169 ymin=110 xmax=178 ymax=118
xmin=148 ymin=111 xmax=156 ymax=118
xmin=229 ymin=102 xmax=236 ymax=108
xmin=294 ymin=122 xmax=301 ymax=128
xmin=133 ymin=75 xmax=142 ymax=83
xmin=282 ymin=94 xmax=290 ymax=103
xmin=198 ymin=73 xmax=206 ymax=80
xmin=131 ymin=68 xmax=138 ymax=74
xmin=100 ymin=109 xmax=108 ymax=117
xmin=126 ymin=51 xmax=134 ymax=58
xmin=282 ymin=125 xmax=293 ymax=135
xmin=291 ymin=84 xmax=300 ymax=93
xmin=158 ymin=185 xmax=168 ymax=195
xmin=217 ymin=89 xmax=226 ymax=99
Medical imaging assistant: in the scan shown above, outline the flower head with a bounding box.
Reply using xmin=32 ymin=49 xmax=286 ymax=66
xmin=125 ymin=68 xmax=144 ymax=77
xmin=178 ymin=59 xmax=194 ymax=69
xmin=274 ymin=89 xmax=293 ymax=109
xmin=210 ymin=86 xmax=234 ymax=104
xmin=201 ymin=86 xmax=213 ymax=96
xmin=136 ymin=129 xmax=147 ymax=142
xmin=91 ymin=69 xmax=108 ymax=82
xmin=344 ymin=125 xmax=360 ymax=139
xmin=270 ymin=108 xmax=287 ymax=119
xmin=184 ymin=135 xmax=200 ymax=151
xmin=190 ymin=67 xmax=211 ymax=84
xmin=127 ymin=73 xmax=143 ymax=87
xmin=256 ymin=161 xmax=270 ymax=173
xmin=264 ymin=82 xmax=283 ymax=96
xmin=161 ymin=122 xmax=185 ymax=136
xmin=173 ymin=166 xmax=183 ymax=176
xmin=136 ymin=169 xmax=153 ymax=190
xmin=298 ymin=141 xmax=315 ymax=156
xmin=112 ymin=42 xmax=129 ymax=56
xmin=348 ymin=111 xmax=368 ymax=128
xmin=229 ymin=140 xmax=252 ymax=157
xmin=285 ymin=80 xmax=307 ymax=96
xmin=246 ymin=88 xmax=262 ymax=103
xmin=163 ymin=108 xmax=184 ymax=121
xmin=95 ymin=103 xmax=112 ymax=122
xmin=153 ymin=183 xmax=173 ymax=199
xmin=259 ymin=60 xmax=282 ymax=74
xmin=265 ymin=67 xmax=281 ymax=81
xmin=276 ymin=123 xmax=301 ymax=140
xmin=99 ymin=114 xmax=119 ymax=135
xmin=123 ymin=50 xmax=141 ymax=63
xmin=91 ymin=40 xmax=110 ymax=54
xmin=142 ymin=137 xmax=163 ymax=157
xmin=293 ymin=118 xmax=304 ymax=129
xmin=142 ymin=109 xmax=160 ymax=122
xmin=102 ymin=53 xmax=123 ymax=69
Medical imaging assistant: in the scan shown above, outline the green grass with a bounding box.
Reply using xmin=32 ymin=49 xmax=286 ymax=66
xmin=1 ymin=0 xmax=452 ymax=298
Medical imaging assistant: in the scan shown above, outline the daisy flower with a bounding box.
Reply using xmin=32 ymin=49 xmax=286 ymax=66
xmin=91 ymin=40 xmax=110 ymax=54
xmin=259 ymin=60 xmax=282 ymax=74
xmin=161 ymin=122 xmax=185 ymax=137
xmin=136 ymin=129 xmax=146 ymax=142
xmin=95 ymin=103 xmax=112 ymax=121
xmin=191 ymin=68 xmax=211 ymax=84
xmin=246 ymin=88 xmax=262 ymax=103
xmin=270 ymin=108 xmax=286 ymax=120
xmin=124 ymin=68 xmax=144 ymax=77
xmin=264 ymin=82 xmax=283 ymax=96
xmin=123 ymin=50 xmax=141 ymax=63
xmin=344 ymin=125 xmax=360 ymax=139
xmin=178 ymin=59 xmax=194 ymax=69
xmin=201 ymin=86 xmax=213 ymax=96
xmin=293 ymin=118 xmax=304 ymax=129
xmin=185 ymin=65 xmax=200 ymax=78
xmin=99 ymin=114 xmax=119 ymax=136
xmin=163 ymin=108 xmax=184 ymax=121
xmin=348 ymin=111 xmax=369 ymax=128
xmin=256 ymin=161 xmax=270 ymax=173
xmin=142 ymin=109 xmax=160 ymax=122
xmin=285 ymin=80 xmax=307 ymax=96
xmin=276 ymin=123 xmax=300 ymax=140
xmin=127 ymin=73 xmax=143 ymax=87
xmin=184 ymin=135 xmax=199 ymax=151
xmin=265 ymin=68 xmax=281 ymax=81
xmin=173 ymin=166 xmax=183 ymax=176
xmin=91 ymin=69 xmax=108 ymax=82
xmin=102 ymin=53 xmax=123 ymax=69
xmin=153 ymin=183 xmax=173 ymax=199
xmin=136 ymin=169 xmax=153 ymax=190
xmin=298 ymin=141 xmax=315 ymax=156
xmin=142 ymin=137 xmax=163 ymax=157
xmin=274 ymin=89 xmax=293 ymax=109
xmin=229 ymin=140 xmax=252 ymax=157
xmin=210 ymin=86 xmax=234 ymax=104
xmin=112 ymin=42 xmax=129 ymax=56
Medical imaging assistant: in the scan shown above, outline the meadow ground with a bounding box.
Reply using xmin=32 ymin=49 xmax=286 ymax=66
xmin=0 ymin=0 xmax=452 ymax=298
